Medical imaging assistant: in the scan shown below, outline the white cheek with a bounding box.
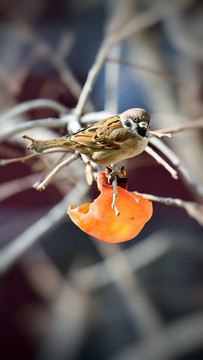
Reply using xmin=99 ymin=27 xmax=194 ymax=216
xmin=132 ymin=124 xmax=138 ymax=132
xmin=128 ymin=123 xmax=139 ymax=135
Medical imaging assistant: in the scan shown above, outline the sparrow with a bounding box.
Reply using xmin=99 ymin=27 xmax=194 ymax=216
xmin=27 ymin=108 xmax=150 ymax=165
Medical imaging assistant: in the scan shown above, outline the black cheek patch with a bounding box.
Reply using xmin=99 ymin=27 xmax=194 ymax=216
xmin=124 ymin=119 xmax=132 ymax=128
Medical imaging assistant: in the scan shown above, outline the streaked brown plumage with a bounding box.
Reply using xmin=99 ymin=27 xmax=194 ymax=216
xmin=27 ymin=108 xmax=150 ymax=165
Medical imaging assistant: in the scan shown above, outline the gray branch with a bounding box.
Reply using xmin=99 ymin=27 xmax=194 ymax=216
xmin=0 ymin=178 xmax=89 ymax=274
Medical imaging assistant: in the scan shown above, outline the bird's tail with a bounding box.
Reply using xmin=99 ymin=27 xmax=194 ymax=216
xmin=23 ymin=135 xmax=66 ymax=153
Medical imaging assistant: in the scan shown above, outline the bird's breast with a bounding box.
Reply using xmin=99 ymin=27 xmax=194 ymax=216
xmin=92 ymin=136 xmax=149 ymax=164
xmin=119 ymin=136 xmax=149 ymax=158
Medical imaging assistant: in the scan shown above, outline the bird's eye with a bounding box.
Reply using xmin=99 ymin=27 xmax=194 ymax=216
xmin=124 ymin=119 xmax=132 ymax=128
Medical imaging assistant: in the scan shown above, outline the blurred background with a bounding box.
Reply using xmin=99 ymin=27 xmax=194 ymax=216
xmin=0 ymin=0 xmax=203 ymax=359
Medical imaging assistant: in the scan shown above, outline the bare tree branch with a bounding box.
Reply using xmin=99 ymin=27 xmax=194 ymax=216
xmin=136 ymin=192 xmax=203 ymax=226
xmin=105 ymin=56 xmax=182 ymax=85
xmin=0 ymin=178 xmax=89 ymax=274
xmin=0 ymin=174 xmax=39 ymax=202
xmin=0 ymin=99 xmax=69 ymax=123
xmin=0 ymin=118 xmax=68 ymax=143
xmin=112 ymin=312 xmax=203 ymax=360
xmin=71 ymin=231 xmax=203 ymax=291
xmin=155 ymin=117 xmax=203 ymax=134
xmin=35 ymin=152 xmax=80 ymax=191
xmin=150 ymin=137 xmax=203 ymax=199
xmin=75 ymin=0 xmax=191 ymax=117
xmin=145 ymin=146 xmax=178 ymax=179
xmin=0 ymin=149 xmax=75 ymax=166
xmin=110 ymin=0 xmax=193 ymax=45
xmin=91 ymin=238 xmax=163 ymax=337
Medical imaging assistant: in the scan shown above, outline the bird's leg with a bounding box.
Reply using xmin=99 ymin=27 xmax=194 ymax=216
xmin=106 ymin=166 xmax=129 ymax=189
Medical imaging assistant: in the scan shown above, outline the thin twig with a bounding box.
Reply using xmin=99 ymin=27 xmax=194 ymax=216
xmin=71 ymin=232 xmax=172 ymax=291
xmin=137 ymin=192 xmax=196 ymax=207
xmin=0 ymin=109 xmax=114 ymax=144
xmin=0 ymin=174 xmax=39 ymax=202
xmin=0 ymin=118 xmax=68 ymax=143
xmin=150 ymin=137 xmax=203 ymax=199
xmin=0 ymin=149 xmax=75 ymax=166
xmin=75 ymin=0 xmax=191 ymax=117
xmin=104 ymin=46 xmax=121 ymax=114
xmin=8 ymin=17 xmax=94 ymax=112
xmin=105 ymin=57 xmax=182 ymax=85
xmin=154 ymin=117 xmax=203 ymax=134
xmin=36 ymin=43 xmax=94 ymax=113
xmin=72 ymin=231 xmax=203 ymax=291
xmin=150 ymin=130 xmax=171 ymax=139
xmin=111 ymin=312 xmax=203 ymax=360
xmin=92 ymin=238 xmax=163 ymax=337
xmin=0 ymin=178 xmax=89 ymax=274
xmin=35 ymin=152 xmax=80 ymax=191
xmin=164 ymin=11 xmax=203 ymax=62
xmin=33 ymin=29 xmax=94 ymax=112
xmin=0 ymin=99 xmax=68 ymax=124
xmin=110 ymin=0 xmax=192 ymax=45
xmin=111 ymin=177 xmax=120 ymax=216
xmin=74 ymin=39 xmax=111 ymax=117
xmin=145 ymin=146 xmax=178 ymax=179
xmin=136 ymin=192 xmax=203 ymax=226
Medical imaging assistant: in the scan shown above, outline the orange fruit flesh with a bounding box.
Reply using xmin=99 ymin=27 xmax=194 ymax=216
xmin=68 ymin=184 xmax=153 ymax=243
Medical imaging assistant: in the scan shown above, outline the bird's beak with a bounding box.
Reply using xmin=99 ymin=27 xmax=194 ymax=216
xmin=139 ymin=121 xmax=149 ymax=129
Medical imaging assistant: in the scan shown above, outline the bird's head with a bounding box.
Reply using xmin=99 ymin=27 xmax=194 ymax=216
xmin=121 ymin=108 xmax=150 ymax=138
